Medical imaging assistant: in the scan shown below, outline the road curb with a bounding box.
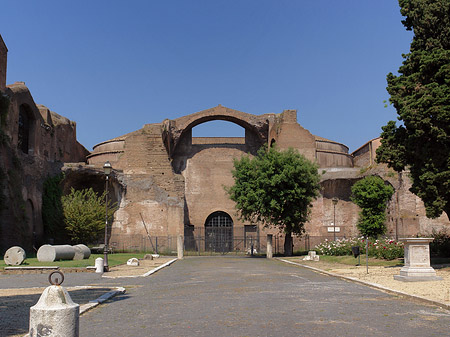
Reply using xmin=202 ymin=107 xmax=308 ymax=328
xmin=277 ymin=258 xmax=450 ymax=311
xmin=101 ymin=258 xmax=178 ymax=279
xmin=80 ymin=287 xmax=126 ymax=315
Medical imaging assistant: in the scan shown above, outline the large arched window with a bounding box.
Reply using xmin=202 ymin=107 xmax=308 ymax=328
xmin=205 ymin=211 xmax=233 ymax=252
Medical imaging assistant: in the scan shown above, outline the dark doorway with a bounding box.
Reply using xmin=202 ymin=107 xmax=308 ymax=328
xmin=205 ymin=211 xmax=233 ymax=253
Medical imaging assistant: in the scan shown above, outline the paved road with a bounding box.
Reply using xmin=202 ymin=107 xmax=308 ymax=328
xmin=79 ymin=257 xmax=450 ymax=337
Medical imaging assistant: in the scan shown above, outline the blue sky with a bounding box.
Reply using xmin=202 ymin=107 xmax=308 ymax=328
xmin=1 ymin=1 xmax=412 ymax=152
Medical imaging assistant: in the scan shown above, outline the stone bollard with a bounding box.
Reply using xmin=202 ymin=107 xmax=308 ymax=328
xmin=72 ymin=244 xmax=91 ymax=260
xmin=177 ymin=235 xmax=184 ymax=259
xmin=37 ymin=244 xmax=76 ymax=262
xmin=95 ymin=258 xmax=104 ymax=273
xmin=29 ymin=273 xmax=79 ymax=337
xmin=4 ymin=246 xmax=26 ymax=265
xmin=266 ymin=234 xmax=273 ymax=259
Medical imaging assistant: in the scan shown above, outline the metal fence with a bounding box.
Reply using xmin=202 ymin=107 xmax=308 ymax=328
xmin=106 ymin=233 xmax=407 ymax=255
xmin=108 ymin=228 xmax=267 ymax=255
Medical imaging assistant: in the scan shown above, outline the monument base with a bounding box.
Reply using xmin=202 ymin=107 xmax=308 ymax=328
xmin=394 ymin=266 xmax=442 ymax=282
xmin=394 ymin=274 xmax=443 ymax=282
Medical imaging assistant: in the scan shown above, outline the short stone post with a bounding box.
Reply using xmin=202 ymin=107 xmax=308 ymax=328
xmin=177 ymin=235 xmax=184 ymax=259
xmin=29 ymin=273 xmax=79 ymax=337
xmin=95 ymin=257 xmax=104 ymax=273
xmin=266 ymin=234 xmax=273 ymax=259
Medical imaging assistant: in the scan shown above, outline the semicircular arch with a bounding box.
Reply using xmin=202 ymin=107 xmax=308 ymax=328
xmin=167 ymin=105 xmax=271 ymax=156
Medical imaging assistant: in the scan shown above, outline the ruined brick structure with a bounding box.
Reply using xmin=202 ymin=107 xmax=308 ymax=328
xmin=86 ymin=105 xmax=450 ymax=252
xmin=0 ymin=35 xmax=89 ymax=253
xmin=1 ymin=33 xmax=449 ymax=254
xmin=0 ymin=35 xmax=7 ymax=91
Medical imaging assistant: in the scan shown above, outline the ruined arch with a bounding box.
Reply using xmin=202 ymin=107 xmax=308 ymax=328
xmin=163 ymin=105 xmax=273 ymax=157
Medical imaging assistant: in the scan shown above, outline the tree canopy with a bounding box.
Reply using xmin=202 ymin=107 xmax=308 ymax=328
xmin=351 ymin=176 xmax=395 ymax=238
xmin=227 ymin=147 xmax=321 ymax=255
xmin=376 ymin=0 xmax=450 ymax=219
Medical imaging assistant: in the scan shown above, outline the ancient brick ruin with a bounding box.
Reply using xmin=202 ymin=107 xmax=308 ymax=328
xmin=84 ymin=105 xmax=449 ymax=252
xmin=0 ymin=35 xmax=89 ymax=253
xmin=1 ymin=34 xmax=449 ymax=254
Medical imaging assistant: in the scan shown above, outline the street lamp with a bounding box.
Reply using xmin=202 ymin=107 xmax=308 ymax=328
xmin=332 ymin=197 xmax=338 ymax=241
xmin=103 ymin=161 xmax=112 ymax=272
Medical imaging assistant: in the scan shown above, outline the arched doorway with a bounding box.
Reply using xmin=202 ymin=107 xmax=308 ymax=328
xmin=205 ymin=211 xmax=233 ymax=252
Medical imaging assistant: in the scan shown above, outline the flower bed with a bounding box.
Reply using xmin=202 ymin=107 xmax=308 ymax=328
xmin=315 ymin=237 xmax=404 ymax=260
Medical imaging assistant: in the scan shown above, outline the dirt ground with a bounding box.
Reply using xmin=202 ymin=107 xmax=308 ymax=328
xmin=287 ymin=257 xmax=450 ymax=305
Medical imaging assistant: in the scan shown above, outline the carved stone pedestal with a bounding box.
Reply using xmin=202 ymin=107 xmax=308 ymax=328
xmin=394 ymin=238 xmax=442 ymax=282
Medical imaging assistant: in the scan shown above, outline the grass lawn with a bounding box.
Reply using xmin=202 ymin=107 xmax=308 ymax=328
xmin=318 ymin=254 xmax=403 ymax=267
xmin=0 ymin=253 xmax=149 ymax=270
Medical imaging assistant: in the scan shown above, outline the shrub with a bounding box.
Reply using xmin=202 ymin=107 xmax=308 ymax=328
xmin=62 ymin=187 xmax=117 ymax=244
xmin=351 ymin=176 xmax=394 ymax=238
xmin=429 ymin=229 xmax=450 ymax=257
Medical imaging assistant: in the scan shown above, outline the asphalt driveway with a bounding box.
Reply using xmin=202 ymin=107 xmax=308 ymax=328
xmin=79 ymin=257 xmax=450 ymax=337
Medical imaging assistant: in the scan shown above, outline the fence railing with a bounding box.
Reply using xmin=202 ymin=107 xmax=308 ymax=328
xmin=105 ymin=233 xmax=409 ymax=255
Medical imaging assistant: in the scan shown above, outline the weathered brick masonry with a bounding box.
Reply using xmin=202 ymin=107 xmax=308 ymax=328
xmin=1 ymin=34 xmax=449 ymax=254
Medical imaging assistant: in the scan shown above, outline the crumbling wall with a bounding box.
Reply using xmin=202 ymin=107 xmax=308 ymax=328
xmin=0 ymin=82 xmax=88 ymax=254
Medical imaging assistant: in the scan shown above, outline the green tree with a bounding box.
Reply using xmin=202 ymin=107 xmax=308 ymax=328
xmin=62 ymin=187 xmax=117 ymax=244
xmin=227 ymin=147 xmax=321 ymax=256
xmin=376 ymin=0 xmax=450 ymax=219
xmin=351 ymin=176 xmax=394 ymax=238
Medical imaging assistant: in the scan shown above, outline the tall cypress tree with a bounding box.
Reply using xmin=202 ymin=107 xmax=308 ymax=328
xmin=377 ymin=0 xmax=450 ymax=219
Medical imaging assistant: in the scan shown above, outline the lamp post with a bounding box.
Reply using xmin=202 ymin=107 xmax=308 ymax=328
xmin=332 ymin=197 xmax=338 ymax=241
xmin=103 ymin=161 xmax=112 ymax=272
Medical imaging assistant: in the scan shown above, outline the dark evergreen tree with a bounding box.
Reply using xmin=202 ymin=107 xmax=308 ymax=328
xmin=377 ymin=0 xmax=450 ymax=219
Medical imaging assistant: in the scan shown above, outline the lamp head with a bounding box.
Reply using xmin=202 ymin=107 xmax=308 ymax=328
xmin=103 ymin=161 xmax=112 ymax=176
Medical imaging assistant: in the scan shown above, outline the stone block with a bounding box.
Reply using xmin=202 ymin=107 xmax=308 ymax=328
xmin=127 ymin=258 xmax=140 ymax=266
xmin=4 ymin=246 xmax=26 ymax=265
xmin=72 ymin=244 xmax=91 ymax=260
xmin=37 ymin=245 xmax=75 ymax=262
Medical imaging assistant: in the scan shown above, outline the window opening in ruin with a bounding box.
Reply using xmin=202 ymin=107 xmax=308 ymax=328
xmin=18 ymin=106 xmax=31 ymax=154
xmin=192 ymin=120 xmax=244 ymax=138
xmin=205 ymin=211 xmax=233 ymax=253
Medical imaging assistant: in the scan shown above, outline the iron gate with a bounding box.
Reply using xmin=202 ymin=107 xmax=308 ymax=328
xmin=205 ymin=211 xmax=233 ymax=252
